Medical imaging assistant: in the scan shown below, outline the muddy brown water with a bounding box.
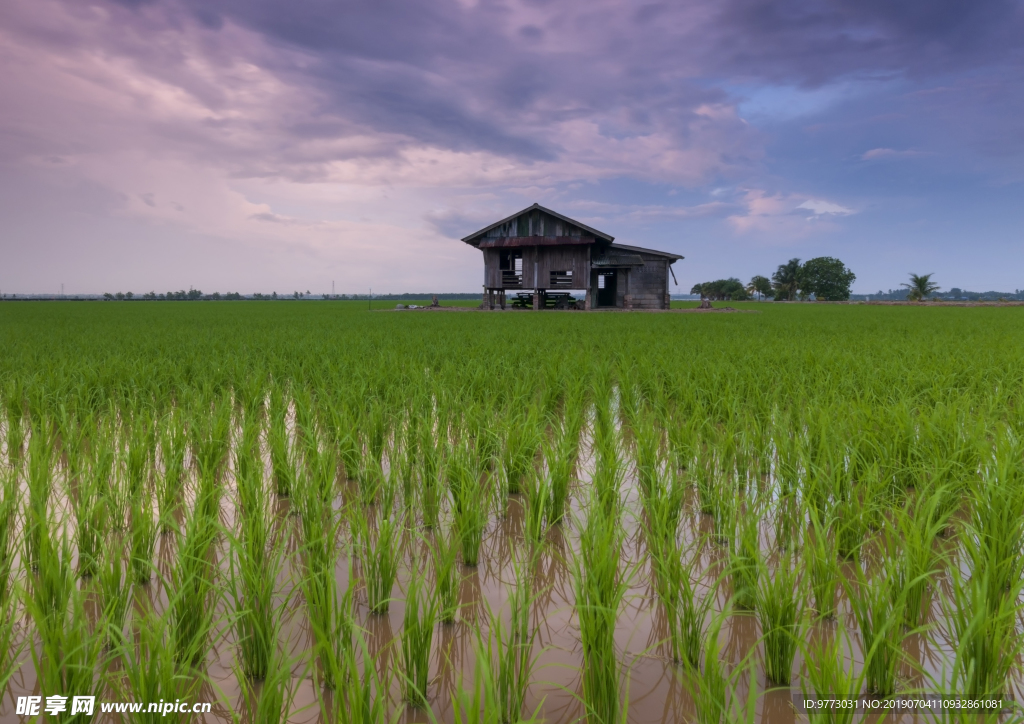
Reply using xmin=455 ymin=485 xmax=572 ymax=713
xmin=1 ymin=436 xmax=1020 ymax=724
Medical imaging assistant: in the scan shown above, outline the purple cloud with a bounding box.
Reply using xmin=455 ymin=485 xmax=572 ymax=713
xmin=0 ymin=0 xmax=1022 ymax=294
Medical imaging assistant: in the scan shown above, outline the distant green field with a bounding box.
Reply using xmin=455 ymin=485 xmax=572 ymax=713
xmin=2 ymin=300 xmax=1024 ymax=722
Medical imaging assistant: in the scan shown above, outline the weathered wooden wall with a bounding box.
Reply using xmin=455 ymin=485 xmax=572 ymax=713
xmin=483 ymin=245 xmax=590 ymax=289
xmin=483 ymin=208 xmax=589 ymax=239
xmin=626 ymin=254 xmax=670 ymax=309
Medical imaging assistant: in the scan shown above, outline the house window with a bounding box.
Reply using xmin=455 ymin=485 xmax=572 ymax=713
xmin=550 ymin=270 xmax=572 ymax=288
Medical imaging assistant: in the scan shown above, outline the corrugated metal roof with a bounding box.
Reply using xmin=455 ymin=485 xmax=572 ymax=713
xmin=608 ymin=242 xmax=684 ymax=262
xmin=478 ymin=236 xmax=596 ymax=248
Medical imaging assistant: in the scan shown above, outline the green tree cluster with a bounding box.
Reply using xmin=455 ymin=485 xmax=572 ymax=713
xmin=690 ymin=278 xmax=748 ymax=301
xmin=767 ymin=257 xmax=857 ymax=301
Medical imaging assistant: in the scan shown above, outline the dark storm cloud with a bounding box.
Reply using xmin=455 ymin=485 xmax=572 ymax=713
xmin=108 ymin=0 xmax=1017 ymax=171
xmin=708 ymin=0 xmax=1023 ymax=84
xmin=3 ymin=0 xmax=1024 ymax=295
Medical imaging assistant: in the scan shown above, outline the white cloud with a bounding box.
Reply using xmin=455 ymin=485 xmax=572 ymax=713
xmin=862 ymin=148 xmax=930 ymax=160
xmin=797 ymin=199 xmax=855 ymax=216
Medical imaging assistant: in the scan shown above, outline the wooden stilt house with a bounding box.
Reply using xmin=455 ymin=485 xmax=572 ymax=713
xmin=461 ymin=203 xmax=683 ymax=310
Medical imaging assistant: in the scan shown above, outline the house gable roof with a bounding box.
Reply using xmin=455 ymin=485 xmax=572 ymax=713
xmin=461 ymin=203 xmax=615 ymax=244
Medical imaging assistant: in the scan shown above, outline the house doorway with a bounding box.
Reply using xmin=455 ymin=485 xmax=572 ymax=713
xmin=597 ymin=271 xmax=618 ymax=307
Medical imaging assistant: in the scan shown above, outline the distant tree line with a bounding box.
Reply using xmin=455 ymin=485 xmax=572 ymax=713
xmin=691 ymin=256 xmax=857 ymax=301
xmin=851 ymin=282 xmax=1024 ymax=302
xmin=99 ymin=291 xmax=484 ymax=301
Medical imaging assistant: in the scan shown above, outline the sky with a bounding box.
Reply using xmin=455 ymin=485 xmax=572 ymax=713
xmin=1 ymin=0 xmax=1022 ymax=295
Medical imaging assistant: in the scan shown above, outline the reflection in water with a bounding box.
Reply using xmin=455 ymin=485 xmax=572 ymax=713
xmin=0 ymin=420 xmax=1013 ymax=724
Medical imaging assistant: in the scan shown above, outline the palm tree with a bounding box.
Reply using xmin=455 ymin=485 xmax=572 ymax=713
xmin=747 ymin=275 xmax=772 ymax=301
xmin=902 ymin=273 xmax=940 ymax=301
xmin=772 ymin=259 xmax=802 ymax=301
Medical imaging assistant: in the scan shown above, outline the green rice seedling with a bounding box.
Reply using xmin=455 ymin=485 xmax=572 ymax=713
xmin=191 ymin=393 xmax=233 ymax=482
xmin=234 ymin=412 xmax=263 ymax=496
xmin=29 ymin=583 xmax=105 ymax=721
xmin=307 ymin=443 xmax=339 ymax=512
xmin=227 ymin=508 xmax=283 ymax=681
xmin=125 ymin=416 xmax=153 ymax=500
xmin=449 ymin=446 xmax=488 ymax=567
xmin=0 ymin=593 xmax=23 ymax=697
xmin=452 ymin=650 xmax=502 ymax=724
xmin=730 ymin=502 xmax=759 ymax=611
xmin=694 ymin=455 xmax=715 ymax=515
xmin=772 ymin=491 xmax=800 ymax=552
xmin=29 ymin=519 xmax=76 ymax=651
xmin=942 ymin=452 xmax=1024 ymax=703
xmin=320 ymin=628 xmax=391 ymax=724
xmin=400 ymin=558 xmax=438 ymax=707
xmin=238 ymin=640 xmax=299 ymax=724
xmin=420 ymin=425 xmax=442 ymax=529
xmin=667 ymin=414 xmax=700 ymax=476
xmin=0 ymin=464 xmax=18 ymax=602
xmin=633 ymin=415 xmax=661 ymax=499
xmin=434 ymin=524 xmax=461 ymax=623
xmin=365 ymin=405 xmax=389 ymax=472
xmin=489 ymin=549 xmax=537 ymax=724
xmin=298 ymin=483 xmax=353 ymax=690
xmin=942 ymin=562 xmax=1023 ymax=702
xmin=591 ymin=435 xmax=623 ymax=521
xmin=27 ymin=519 xmax=105 ymax=715
xmin=268 ymin=393 xmax=295 ymax=497
xmin=5 ymin=407 xmax=24 ymax=464
xmin=846 ymin=562 xmax=905 ymax=696
xmin=689 ymin=606 xmax=728 ymax=724
xmin=328 ymin=403 xmax=363 ymax=485
xmin=573 ymin=498 xmax=628 ymax=724
xmin=523 ymin=469 xmax=549 ymax=550
xmin=805 ymin=511 xmax=839 ymax=620
xmin=130 ymin=490 xmax=157 ymax=584
xmin=860 ymin=461 xmax=895 ymax=532
xmin=301 ymin=541 xmax=354 ymax=690
xmin=833 ymin=493 xmax=864 ymax=561
xmin=963 ymin=441 xmax=1024 ymax=608
xmin=890 ymin=486 xmax=947 ymax=628
xmin=25 ymin=420 xmax=56 ymax=569
xmin=799 ymin=622 xmax=860 ymax=724
xmin=72 ymin=457 xmax=105 ymax=578
xmin=649 ymin=524 xmax=711 ymax=669
xmin=756 ymin=555 xmax=800 ymax=686
xmin=398 ymin=423 xmax=418 ymax=509
xmin=352 ymin=506 xmax=402 ymax=614
xmin=98 ymin=537 xmax=132 ymax=648
xmin=358 ymin=455 xmax=385 ymax=507
xmin=168 ymin=508 xmax=218 ymax=667
xmin=675 ymin=546 xmax=715 ymax=670
xmin=113 ymin=605 xmax=202 ymax=724
xmin=544 ymin=432 xmax=575 ymax=527
xmin=643 ymin=468 xmax=685 ymax=559
xmin=501 ymin=410 xmax=541 ymax=496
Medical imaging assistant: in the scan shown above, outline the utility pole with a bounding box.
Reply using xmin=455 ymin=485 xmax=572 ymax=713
xmin=368 ymin=288 xmax=371 ymax=310
xmin=332 ymin=280 xmax=334 ymax=297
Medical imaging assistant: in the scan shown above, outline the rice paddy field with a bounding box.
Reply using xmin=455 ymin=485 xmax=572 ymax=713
xmin=2 ymin=301 xmax=1024 ymax=724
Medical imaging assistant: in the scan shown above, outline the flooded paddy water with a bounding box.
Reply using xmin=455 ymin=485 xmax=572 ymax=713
xmin=2 ymin=302 xmax=1024 ymax=724
xmin=2 ymin=411 xmax=1021 ymax=724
